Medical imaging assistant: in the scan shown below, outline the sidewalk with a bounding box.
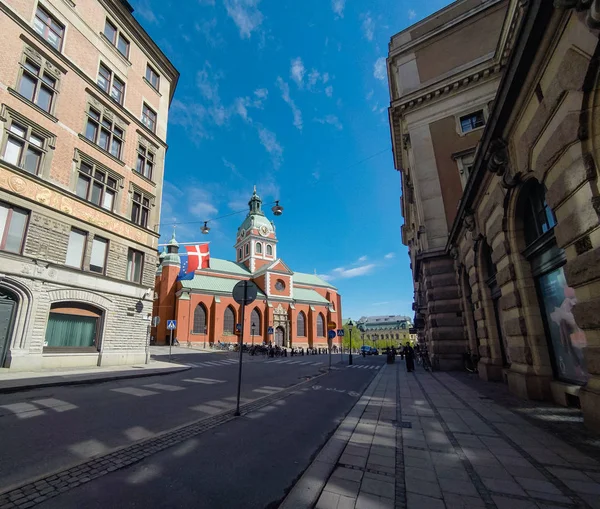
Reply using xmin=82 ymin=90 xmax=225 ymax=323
xmin=0 ymin=360 xmax=189 ymax=393
xmin=280 ymin=362 xmax=600 ymax=509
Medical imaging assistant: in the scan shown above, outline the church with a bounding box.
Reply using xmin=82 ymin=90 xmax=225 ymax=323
xmin=152 ymin=189 xmax=342 ymax=349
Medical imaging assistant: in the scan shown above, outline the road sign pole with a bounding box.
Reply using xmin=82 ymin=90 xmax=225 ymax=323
xmin=169 ymin=329 xmax=173 ymax=361
xmin=234 ymin=281 xmax=247 ymax=417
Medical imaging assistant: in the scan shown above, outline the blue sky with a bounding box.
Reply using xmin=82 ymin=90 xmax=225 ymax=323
xmin=131 ymin=0 xmax=451 ymax=321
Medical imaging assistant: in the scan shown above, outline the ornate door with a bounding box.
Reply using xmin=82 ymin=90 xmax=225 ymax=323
xmin=275 ymin=327 xmax=284 ymax=347
xmin=0 ymin=290 xmax=17 ymax=367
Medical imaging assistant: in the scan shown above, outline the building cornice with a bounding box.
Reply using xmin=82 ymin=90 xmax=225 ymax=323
xmin=554 ymin=0 xmax=600 ymax=28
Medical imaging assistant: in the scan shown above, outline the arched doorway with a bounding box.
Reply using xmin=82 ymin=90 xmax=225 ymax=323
xmin=0 ymin=288 xmax=18 ymax=367
xmin=275 ymin=326 xmax=284 ymax=347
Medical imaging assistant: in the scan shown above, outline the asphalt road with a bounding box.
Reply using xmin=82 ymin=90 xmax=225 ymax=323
xmin=0 ymin=351 xmax=383 ymax=507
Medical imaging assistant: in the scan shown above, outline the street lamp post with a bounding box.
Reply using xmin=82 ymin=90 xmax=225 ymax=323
xmin=251 ymin=322 xmax=255 ymax=346
xmin=203 ymin=326 xmax=207 ymax=349
xmin=348 ymin=319 xmax=354 ymax=365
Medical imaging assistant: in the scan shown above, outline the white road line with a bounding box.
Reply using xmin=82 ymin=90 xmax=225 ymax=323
xmin=311 ymin=362 xmax=323 ymax=366
xmin=32 ymin=398 xmax=78 ymax=412
xmin=253 ymin=388 xmax=277 ymax=394
xmin=287 ymin=361 xmax=303 ymax=365
xmin=182 ymin=378 xmax=226 ymax=385
xmin=261 ymin=386 xmax=285 ymax=391
xmin=143 ymin=383 xmax=186 ymax=392
xmin=111 ymin=387 xmax=158 ymax=397
xmin=189 ymin=405 xmax=222 ymax=415
xmin=0 ymin=402 xmax=45 ymax=419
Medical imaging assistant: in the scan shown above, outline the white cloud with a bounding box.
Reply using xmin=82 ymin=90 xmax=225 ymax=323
xmin=234 ymin=97 xmax=249 ymax=121
xmin=290 ymin=57 xmax=305 ymax=88
xmin=258 ymin=127 xmax=283 ymax=168
xmin=358 ymin=255 xmax=368 ymax=262
xmin=169 ymin=100 xmax=210 ymax=141
xmin=361 ymin=12 xmax=375 ymax=41
xmin=276 ymin=77 xmax=303 ymax=130
xmin=187 ymin=187 xmax=218 ymax=219
xmin=325 ymin=85 xmax=333 ymax=97
xmin=408 ymin=9 xmax=417 ymax=21
xmin=254 ymin=88 xmax=268 ymax=99
xmin=224 ymin=0 xmax=264 ymax=39
xmin=134 ymin=0 xmax=159 ymax=24
xmin=322 ymin=73 xmax=330 ymax=84
xmin=196 ymin=62 xmax=222 ymax=102
xmin=366 ymin=89 xmax=374 ymax=101
xmin=373 ymin=57 xmax=387 ymax=81
xmin=333 ymin=264 xmax=376 ymax=279
xmin=314 ymin=114 xmax=342 ymax=130
xmin=308 ymin=69 xmax=320 ymax=87
xmin=384 ymin=252 xmax=395 ymax=259
xmin=222 ymin=158 xmax=242 ymax=178
xmin=194 ymin=18 xmax=223 ymax=47
xmin=332 ymin=0 xmax=346 ymax=18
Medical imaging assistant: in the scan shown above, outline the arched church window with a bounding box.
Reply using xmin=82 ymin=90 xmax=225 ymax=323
xmin=297 ymin=311 xmax=306 ymax=336
xmin=251 ymin=308 xmax=261 ymax=334
xmin=193 ymin=303 xmax=207 ymax=334
xmin=317 ymin=314 xmax=325 ymax=337
xmin=223 ymin=306 xmax=235 ymax=335
xmin=266 ymin=244 xmax=273 ymax=256
xmin=238 ymin=248 xmax=242 ymax=260
xmin=256 ymin=243 xmax=262 ymax=254
xmin=245 ymin=244 xmax=249 ymax=256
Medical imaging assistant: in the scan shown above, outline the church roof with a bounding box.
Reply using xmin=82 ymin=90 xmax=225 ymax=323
xmin=181 ymin=274 xmax=267 ymax=297
xmin=201 ymin=258 xmax=252 ymax=276
xmin=293 ymin=272 xmax=337 ymax=290
xmin=293 ymin=288 xmax=330 ymax=305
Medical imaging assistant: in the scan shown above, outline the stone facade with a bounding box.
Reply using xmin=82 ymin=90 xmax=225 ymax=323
xmin=356 ymin=315 xmax=413 ymax=348
xmin=388 ymin=0 xmax=600 ymax=430
xmin=0 ymin=0 xmax=178 ymax=369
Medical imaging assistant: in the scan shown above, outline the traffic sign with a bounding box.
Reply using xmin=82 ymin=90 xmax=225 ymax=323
xmin=327 ymin=321 xmax=337 ymax=329
xmin=337 ymin=329 xmax=344 ymax=337
xmin=236 ymin=323 xmax=242 ymax=332
xmin=233 ymin=280 xmax=258 ymax=305
xmin=267 ymin=326 xmax=274 ymax=334
xmin=167 ymin=320 xmax=176 ymax=330
xmin=328 ymin=329 xmax=336 ymax=340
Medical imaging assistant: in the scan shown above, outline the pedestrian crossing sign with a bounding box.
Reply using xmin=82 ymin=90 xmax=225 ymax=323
xmin=167 ymin=320 xmax=177 ymax=330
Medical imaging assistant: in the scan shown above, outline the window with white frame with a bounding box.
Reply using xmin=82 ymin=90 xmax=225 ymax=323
xmin=65 ymin=228 xmax=87 ymax=268
xmin=126 ymin=248 xmax=144 ymax=283
xmin=0 ymin=202 xmax=29 ymax=254
xmin=89 ymin=236 xmax=108 ymax=274
xmin=2 ymin=121 xmax=46 ymax=174
xmin=256 ymin=242 xmax=262 ymax=254
xmin=459 ymin=110 xmax=485 ymax=134
xmin=33 ymin=5 xmax=64 ymax=51
xmin=97 ymin=63 xmax=125 ymax=105
xmin=455 ymin=150 xmax=475 ymax=189
xmin=141 ymin=103 xmax=157 ymax=133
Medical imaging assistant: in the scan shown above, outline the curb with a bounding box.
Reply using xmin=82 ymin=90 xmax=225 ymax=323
xmin=0 ymin=366 xmax=191 ymax=394
xmin=278 ymin=364 xmax=388 ymax=509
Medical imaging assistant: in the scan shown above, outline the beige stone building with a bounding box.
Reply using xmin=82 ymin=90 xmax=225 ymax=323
xmin=388 ymin=0 xmax=600 ymax=430
xmin=0 ymin=0 xmax=178 ymax=369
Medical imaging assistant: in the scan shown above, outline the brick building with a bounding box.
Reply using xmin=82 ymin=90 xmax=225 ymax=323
xmin=0 ymin=0 xmax=178 ymax=370
xmin=387 ymin=0 xmax=600 ymax=429
xmin=152 ymin=189 xmax=343 ymax=349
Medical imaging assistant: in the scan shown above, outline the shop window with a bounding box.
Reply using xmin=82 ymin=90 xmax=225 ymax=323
xmin=44 ymin=302 xmax=102 ymax=350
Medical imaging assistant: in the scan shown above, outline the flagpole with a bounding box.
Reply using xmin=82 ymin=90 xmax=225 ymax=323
xmin=158 ymin=241 xmax=211 ymax=247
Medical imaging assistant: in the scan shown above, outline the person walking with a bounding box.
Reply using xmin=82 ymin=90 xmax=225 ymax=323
xmin=404 ymin=342 xmax=415 ymax=372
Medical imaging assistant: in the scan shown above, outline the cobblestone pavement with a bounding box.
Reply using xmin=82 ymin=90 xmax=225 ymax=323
xmin=292 ymin=362 xmax=600 ymax=509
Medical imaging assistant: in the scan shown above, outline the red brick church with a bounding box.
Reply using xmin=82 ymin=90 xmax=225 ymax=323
xmin=152 ymin=189 xmax=342 ymax=348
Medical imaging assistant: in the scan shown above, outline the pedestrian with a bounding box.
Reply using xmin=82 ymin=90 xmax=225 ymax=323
xmin=301 ymin=347 xmax=305 ymax=356
xmin=404 ymin=342 xmax=415 ymax=372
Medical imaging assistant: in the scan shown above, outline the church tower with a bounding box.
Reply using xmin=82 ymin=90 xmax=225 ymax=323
xmin=234 ymin=188 xmax=277 ymax=272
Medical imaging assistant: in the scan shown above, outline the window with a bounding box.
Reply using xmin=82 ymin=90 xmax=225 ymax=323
xmin=141 ymin=103 xmax=157 ymax=133
xmin=65 ymin=228 xmax=87 ymax=268
xmin=131 ymin=191 xmax=150 ymax=228
xmin=317 ymin=314 xmax=325 ymax=337
xmin=459 ymin=110 xmax=485 ymax=133
xmin=238 ymin=248 xmax=242 ymax=259
xmin=126 ymin=248 xmax=144 ymax=283
xmin=256 ymin=242 xmax=262 ymax=254
xmin=85 ymin=108 xmax=124 ymax=159
xmin=0 ymin=203 xmax=29 ymax=253
xmin=17 ymin=58 xmax=58 ymax=113
xmin=33 ymin=5 xmax=64 ymax=51
xmin=266 ymin=244 xmax=273 ymax=256
xmin=45 ymin=303 xmax=101 ymax=350
xmin=244 ymin=244 xmax=249 ymax=256
xmin=275 ymin=280 xmax=285 ymax=291
xmin=523 ymin=182 xmax=557 ymax=248
xmin=104 ymin=19 xmax=129 ymax=58
xmin=146 ymin=65 xmax=160 ymax=91
xmin=223 ymin=306 xmax=235 ymax=335
xmin=2 ymin=121 xmax=46 ymax=174
xmin=76 ymin=159 xmax=118 ymax=212
xmin=89 ymin=236 xmax=108 ymax=274
xmin=251 ymin=308 xmax=261 ymax=334
xmin=297 ymin=311 xmax=306 ymax=337
xmin=135 ymin=144 xmax=154 ymax=180
xmin=97 ymin=63 xmax=125 ymax=105
xmin=193 ymin=303 xmax=207 ymax=334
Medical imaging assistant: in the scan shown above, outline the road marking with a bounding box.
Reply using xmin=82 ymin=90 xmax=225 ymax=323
xmin=189 ymin=404 xmax=222 ymax=415
xmin=205 ymin=400 xmax=232 ymax=409
xmin=203 ymin=361 xmax=223 ymax=366
xmin=0 ymin=402 xmax=45 ymax=419
xmin=311 ymin=362 xmax=323 ymax=366
xmin=182 ymin=378 xmax=226 ymax=385
xmin=287 ymin=361 xmax=303 ymax=365
xmin=261 ymin=386 xmax=285 ymax=391
xmin=253 ymin=387 xmax=279 ymax=394
xmin=143 ymin=383 xmax=185 ymax=392
xmin=276 ymin=360 xmax=293 ymax=364
xmin=299 ymin=362 xmax=313 ymax=365
xmin=32 ymin=398 xmax=78 ymax=412
xmin=111 ymin=387 xmax=158 ymax=397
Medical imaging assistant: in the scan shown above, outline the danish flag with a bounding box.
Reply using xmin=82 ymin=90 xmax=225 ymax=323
xmin=177 ymin=244 xmax=210 ymax=281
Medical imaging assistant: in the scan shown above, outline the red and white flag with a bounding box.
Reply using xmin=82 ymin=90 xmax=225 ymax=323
xmin=185 ymin=243 xmax=210 ymax=272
